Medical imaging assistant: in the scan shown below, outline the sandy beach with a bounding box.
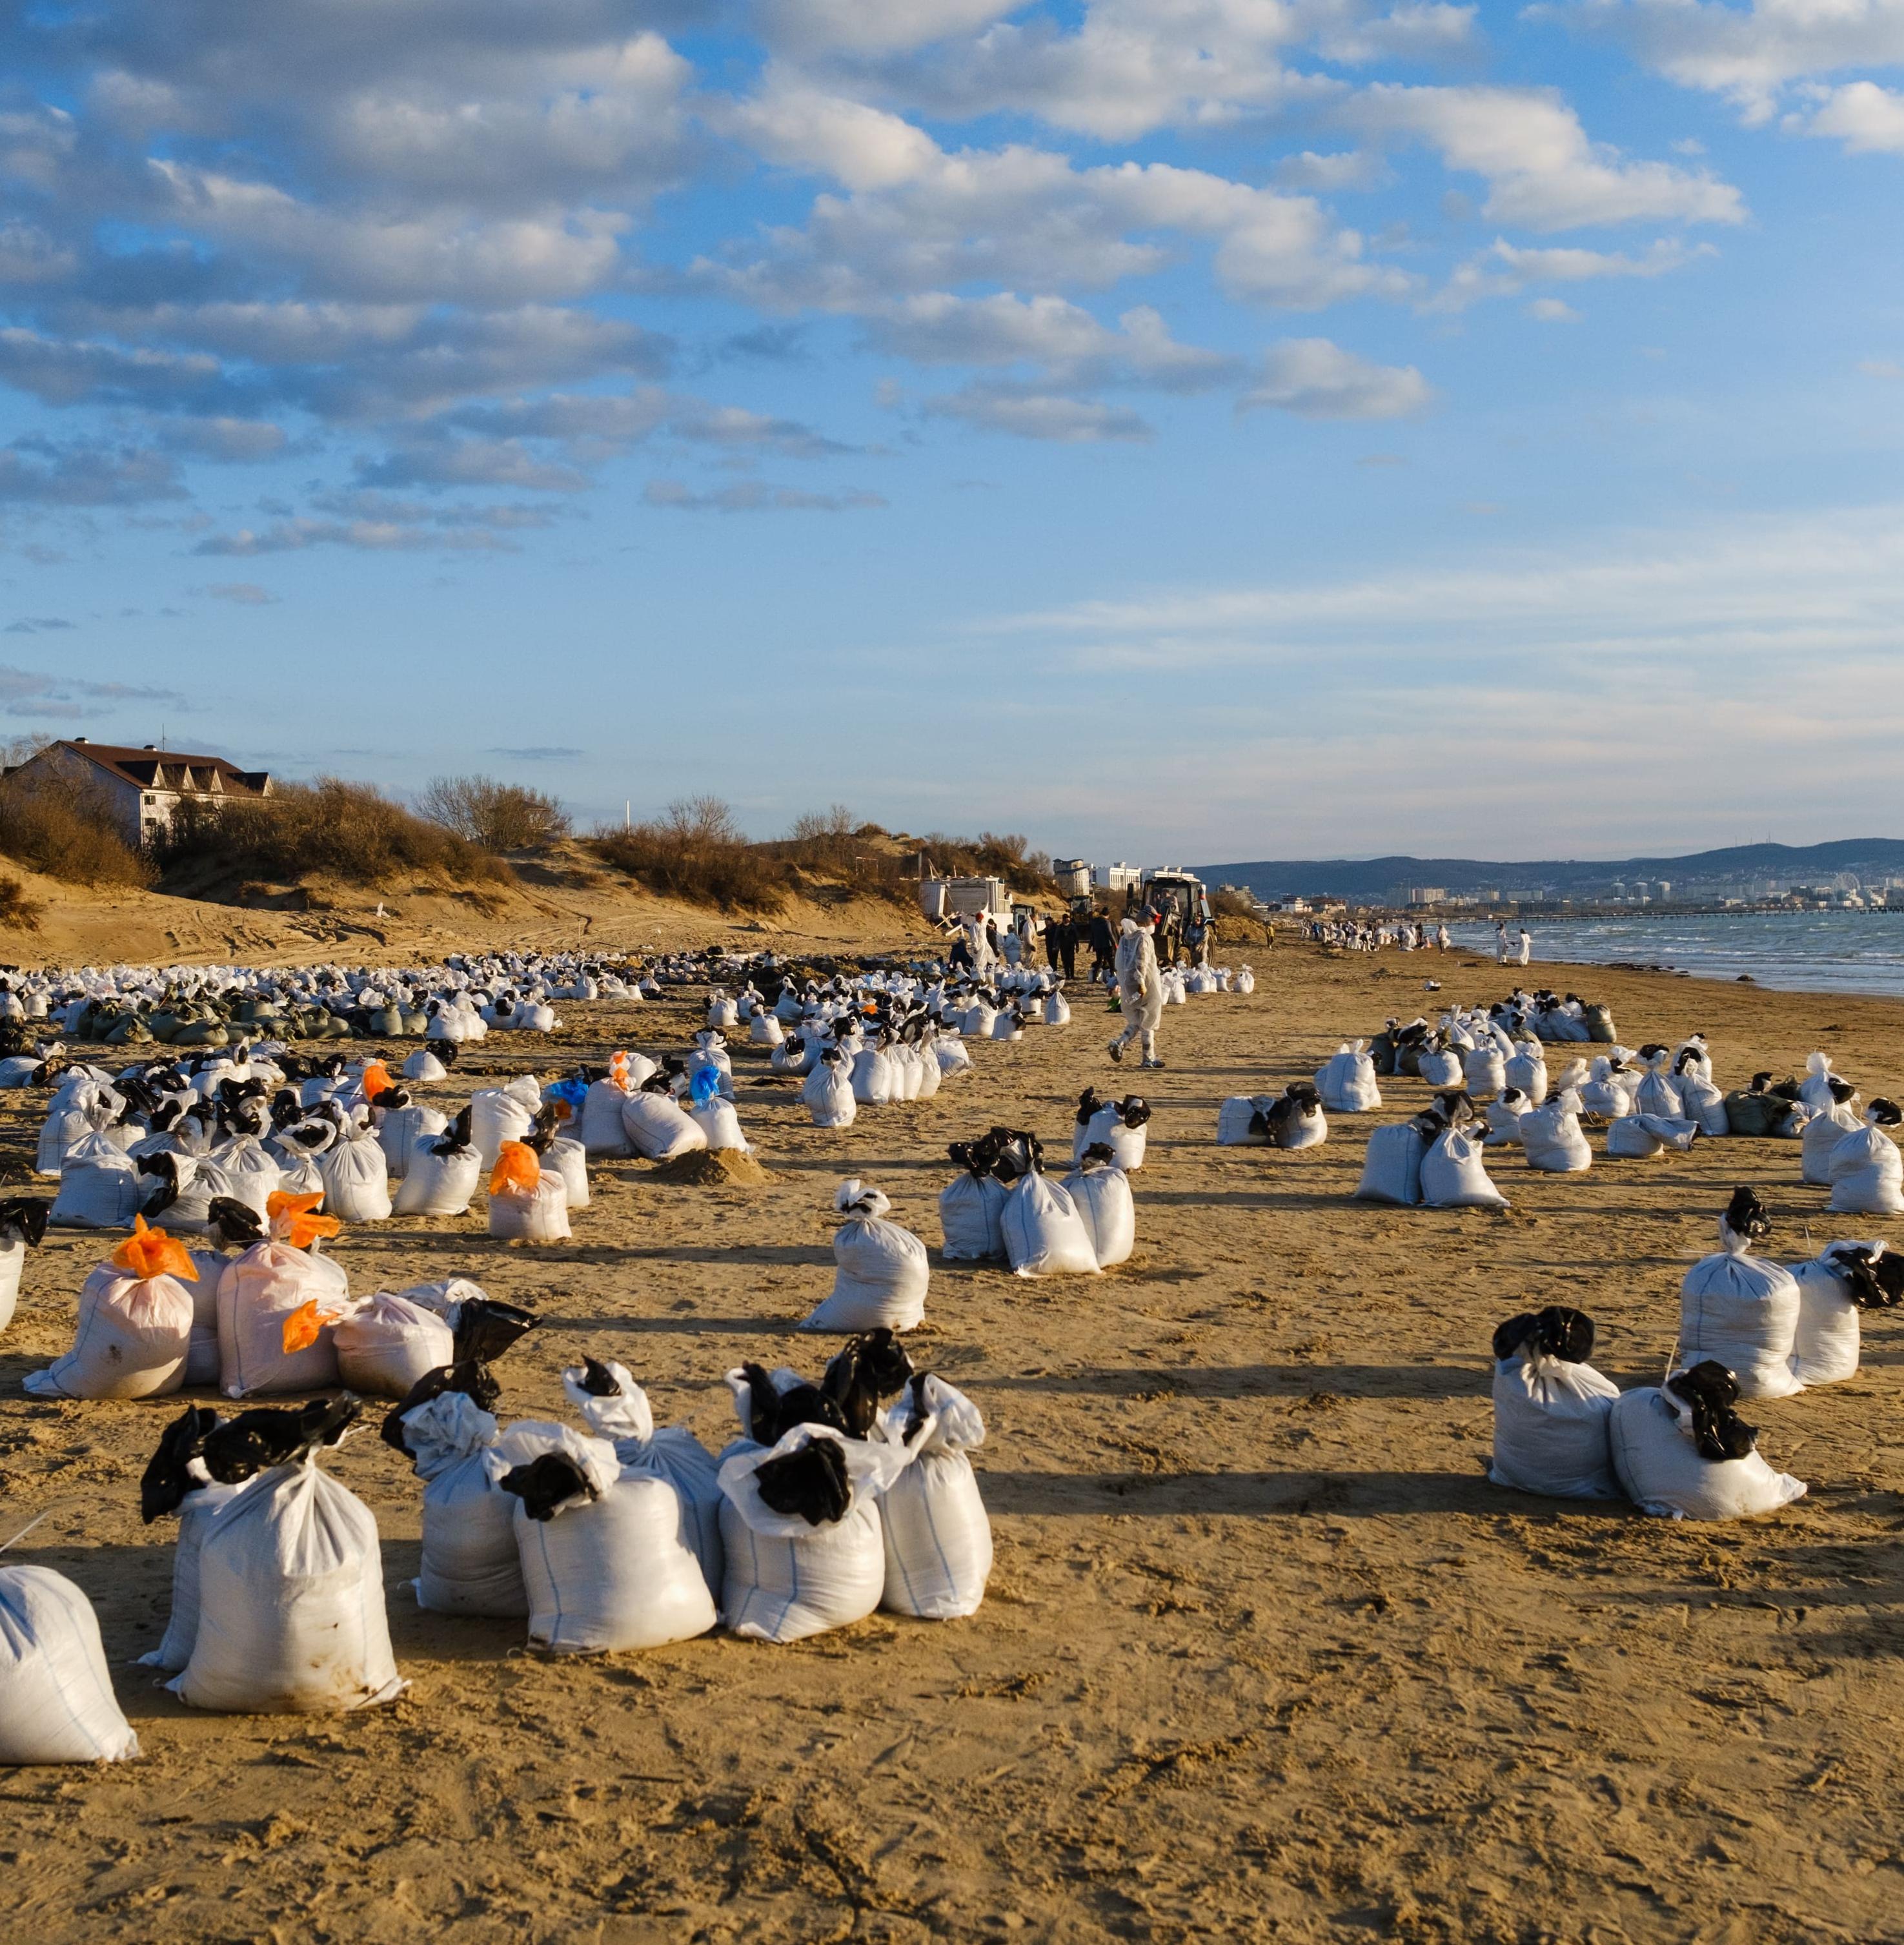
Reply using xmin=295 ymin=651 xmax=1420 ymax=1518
xmin=3 ymin=933 xmax=1901 ymax=1944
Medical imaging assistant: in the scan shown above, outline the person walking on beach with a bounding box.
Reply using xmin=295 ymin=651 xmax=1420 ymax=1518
xmin=1108 ymin=908 xmax=1165 ymax=1068
xmin=1088 ymin=909 xmax=1115 ymax=984
xmin=1495 ymin=920 xmax=1512 ymax=965
xmin=1516 ymin=926 xmax=1532 ymax=967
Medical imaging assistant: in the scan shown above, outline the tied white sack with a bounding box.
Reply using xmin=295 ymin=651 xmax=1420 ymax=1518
xmin=545 ymin=1134 xmax=590 ymax=1209
xmin=1788 ymin=1241 xmax=1890 ymax=1387
xmin=332 ymin=1292 xmax=456 ymax=1398
xmin=1521 ymin=1092 xmax=1592 ymax=1174
xmin=1484 ymin=1090 xmax=1528 ymax=1148
xmin=1634 ymin=1057 xmax=1683 ymax=1121
xmin=497 ymin=1421 xmax=716 ymax=1653
xmin=319 ymin=1123 xmax=392 ymax=1224
xmin=1063 ymin=1150 xmax=1135 ymax=1267
xmin=803 ymin=1182 xmax=929 ymax=1332
xmin=217 ymin=1234 xmax=350 ymax=1399
xmin=1001 ymin=1170 xmax=1099 ymax=1278
xmin=1578 ymin=1059 xmax=1636 ymax=1120
xmin=208 ymin=1134 xmax=281 ymax=1218
xmin=1074 ymin=1097 xmax=1149 ymax=1172
xmin=940 ymin=1157 xmax=1006 ymax=1261
xmin=567 ymin=1363 xmax=724 ymax=1602
xmin=392 ymin=1119 xmax=480 ymax=1217
xmin=487 ymin=1157 xmax=571 ymax=1242
xmin=1487 ymin=1318 xmax=1619 ymax=1500
xmin=1420 ymin=1125 xmax=1508 ymax=1210
xmin=1044 ymin=989 xmax=1071 ymax=1026
xmin=1315 ymin=1043 xmax=1381 ymax=1114
xmin=48 ymin=1132 xmax=142 ymax=1230
xmin=1 ymin=1199 xmax=47 ymax=1333
xmin=0 ymin=1567 xmax=139 ymax=1764
xmin=1606 ymin=1113 xmax=1700 ymax=1159
xmin=851 ymin=1044 xmax=897 ymax=1106
xmin=25 ymin=1251 xmax=194 ymax=1401
xmin=1608 ymin=1386 xmax=1806 ymax=1522
xmin=1503 ymin=1045 xmax=1548 ymax=1106
xmin=141 ymin=1479 xmax=253 ymax=1672
xmin=1416 ymin=1047 xmax=1463 ymax=1089
xmin=935 ymin=1035 xmax=972 ymax=1077
xmin=874 ymin=1375 xmax=992 ymax=1620
xmin=802 ymin=1054 xmax=858 ymax=1130
xmin=375 ymin=1101 xmax=445 ymax=1181
xmin=579 ymin=1077 xmax=634 ymax=1157
xmin=398 ymin=1391 xmax=527 ymax=1618
xmin=1677 ymin=1211 xmax=1802 ymax=1400
xmin=1354 ymin=1121 xmax=1428 ymax=1206
xmin=687 ymin=1097 xmax=749 ymax=1153
xmin=1826 ymin=1110 xmax=1904 ymax=1216
xmin=1217 ymin=1096 xmax=1275 ymax=1146
xmin=469 ymin=1077 xmax=542 ymax=1168
xmin=718 ymin=1425 xmax=906 ymax=1644
xmin=1802 ymin=1098 xmax=1861 ymax=1186
xmin=1678 ymin=1068 xmax=1730 ymax=1138
xmin=620 ymin=1087 xmax=707 ymax=1162
xmin=172 ymin=1454 xmax=405 ymax=1713
xmin=1799 ymin=1052 xmax=1842 ymax=1112
xmin=751 ymin=1010 xmax=785 ymax=1046
xmin=1463 ymin=1044 xmax=1506 ymax=1097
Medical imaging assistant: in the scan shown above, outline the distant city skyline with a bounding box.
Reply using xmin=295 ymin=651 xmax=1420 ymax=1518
xmin=4 ymin=1 xmax=1903 ymax=857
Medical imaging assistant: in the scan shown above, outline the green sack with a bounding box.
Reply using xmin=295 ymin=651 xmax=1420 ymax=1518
xmin=1370 ymin=1031 xmax=1398 ymax=1076
xmin=1724 ymin=1091 xmax=1786 ymax=1138
xmin=1584 ymin=1004 xmax=1617 ymax=1044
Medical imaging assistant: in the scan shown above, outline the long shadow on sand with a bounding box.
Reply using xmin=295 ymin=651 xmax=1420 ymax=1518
xmin=976 ymin=1467 xmax=1620 ymax=1518
xmin=979 ymin=1362 xmax=1492 ymax=1400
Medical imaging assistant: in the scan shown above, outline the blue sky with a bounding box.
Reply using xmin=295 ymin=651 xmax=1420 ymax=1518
xmin=3 ymin=0 xmax=1904 ymax=864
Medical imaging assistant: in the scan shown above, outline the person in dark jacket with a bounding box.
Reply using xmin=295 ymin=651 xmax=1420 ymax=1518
xmin=1087 ymin=910 xmax=1115 ymax=982
xmin=1058 ymin=916 xmax=1077 ymax=981
xmin=1045 ymin=915 xmax=1064 ymax=972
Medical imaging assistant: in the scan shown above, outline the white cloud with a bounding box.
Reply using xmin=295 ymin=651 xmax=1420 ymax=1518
xmin=1801 ymin=79 xmax=1904 ymax=153
xmin=1353 ymin=84 xmax=1747 ymax=229
xmin=1273 ymin=149 xmax=1388 ymax=190
xmin=698 ymin=136 xmax=1413 ymax=314
xmin=1559 ymin=0 xmax=1904 ymax=121
xmin=757 ymin=0 xmax=1026 ymax=57
xmin=1527 ymin=296 xmax=1579 ymax=320
xmin=922 ymin=382 xmax=1155 ymax=439
xmin=1240 ymin=338 xmax=1432 ymax=418
xmin=1424 ymin=235 xmax=1709 ymax=311
xmin=719 ymin=78 xmax=944 ymax=190
xmin=864 ymin=293 xmax=1242 ymax=391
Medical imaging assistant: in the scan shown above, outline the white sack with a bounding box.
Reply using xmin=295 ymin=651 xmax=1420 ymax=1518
xmin=0 ymin=1567 xmax=139 ymax=1763
xmin=1608 ymin=1387 xmax=1806 ymax=1522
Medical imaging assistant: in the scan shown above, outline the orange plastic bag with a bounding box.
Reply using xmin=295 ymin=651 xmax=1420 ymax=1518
xmin=360 ymin=1061 xmax=394 ymax=1103
xmin=490 ymin=1142 xmax=542 ymax=1196
xmin=266 ymin=1190 xmax=343 ymax=1249
xmin=110 ymin=1214 xmax=197 ymax=1283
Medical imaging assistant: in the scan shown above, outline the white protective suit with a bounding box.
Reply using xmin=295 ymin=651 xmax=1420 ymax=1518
xmin=1110 ymin=919 xmax=1164 ymax=1066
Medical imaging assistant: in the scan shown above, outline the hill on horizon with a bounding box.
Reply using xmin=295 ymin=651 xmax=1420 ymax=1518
xmin=1197 ymin=839 xmax=1904 ymax=903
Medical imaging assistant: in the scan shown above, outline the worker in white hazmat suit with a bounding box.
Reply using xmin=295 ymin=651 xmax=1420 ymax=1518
xmin=1108 ymin=910 xmax=1166 ymax=1070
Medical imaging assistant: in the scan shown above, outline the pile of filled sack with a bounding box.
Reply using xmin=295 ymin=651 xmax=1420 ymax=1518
xmin=0 ymin=1318 xmax=995 ymax=1763
xmin=1486 ymin=1186 xmax=1899 ymax=1520
xmin=1302 ymin=1016 xmax=1904 ymax=1213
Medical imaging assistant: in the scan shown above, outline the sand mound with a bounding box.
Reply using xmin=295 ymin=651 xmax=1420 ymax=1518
xmin=647 ymin=1145 xmax=771 ymax=1186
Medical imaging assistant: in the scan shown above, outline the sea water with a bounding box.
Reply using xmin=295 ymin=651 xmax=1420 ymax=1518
xmin=1445 ymin=911 xmax=1904 ymax=997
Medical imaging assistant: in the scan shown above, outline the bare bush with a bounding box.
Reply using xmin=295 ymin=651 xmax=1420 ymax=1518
xmin=417 ymin=774 xmax=569 ymax=850
xmin=589 ymin=797 xmax=789 ymax=912
xmin=0 ymin=873 xmax=45 ymax=930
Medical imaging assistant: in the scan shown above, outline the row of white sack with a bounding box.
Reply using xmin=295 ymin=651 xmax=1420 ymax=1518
xmin=18 ymin=1222 xmax=533 ymax=1400
xmin=1351 ymin=1094 xmax=1904 ymax=1214
xmin=0 ymin=1365 xmax=994 ymax=1758
xmin=1488 ymin=1312 xmax=1805 ymax=1521
xmin=940 ymin=1150 xmax=1135 ymax=1278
